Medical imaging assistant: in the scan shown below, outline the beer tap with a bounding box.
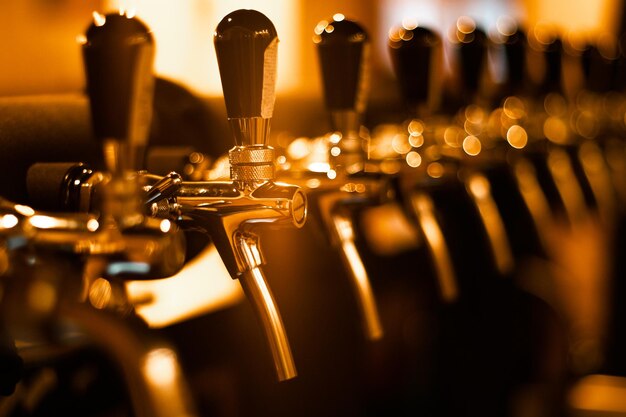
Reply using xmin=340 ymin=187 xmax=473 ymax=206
xmin=0 ymin=12 xmax=199 ymax=417
xmin=273 ymin=15 xmax=387 ymax=341
xmin=146 ymin=9 xmax=305 ymax=382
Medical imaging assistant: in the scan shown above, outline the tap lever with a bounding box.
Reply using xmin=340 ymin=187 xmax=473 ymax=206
xmin=388 ymin=25 xmax=442 ymax=116
xmin=214 ymin=9 xmax=278 ymax=144
xmin=82 ymin=12 xmax=155 ymax=174
xmin=314 ymin=15 xmax=369 ymax=134
xmin=452 ymin=17 xmax=488 ymax=103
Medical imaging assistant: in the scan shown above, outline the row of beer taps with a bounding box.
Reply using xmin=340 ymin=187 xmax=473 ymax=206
xmin=0 ymin=5 xmax=624 ymax=417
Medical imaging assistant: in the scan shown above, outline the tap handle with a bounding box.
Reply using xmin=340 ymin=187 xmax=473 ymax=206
xmin=581 ymin=42 xmax=616 ymax=93
xmin=452 ymin=17 xmax=489 ymax=103
xmin=499 ymin=23 xmax=527 ymax=95
xmin=145 ymin=172 xmax=183 ymax=206
xmin=214 ymin=10 xmax=277 ymax=128
xmin=529 ymin=27 xmax=564 ymax=95
xmin=314 ymin=15 xmax=369 ymax=131
xmin=82 ymin=12 xmax=155 ymax=173
xmin=388 ymin=25 xmax=442 ymax=116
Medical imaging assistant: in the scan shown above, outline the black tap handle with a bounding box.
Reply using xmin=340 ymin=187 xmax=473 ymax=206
xmin=453 ymin=18 xmax=488 ymax=101
xmin=501 ymin=27 xmax=527 ymax=95
xmin=314 ymin=16 xmax=369 ymax=113
xmin=388 ymin=25 xmax=442 ymax=114
xmin=537 ymin=33 xmax=564 ymax=94
xmin=581 ymin=43 xmax=616 ymax=93
xmin=214 ymin=9 xmax=278 ymax=120
xmin=82 ymin=13 xmax=155 ymax=146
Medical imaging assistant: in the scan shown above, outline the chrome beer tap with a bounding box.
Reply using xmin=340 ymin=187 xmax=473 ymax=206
xmin=143 ymin=9 xmax=306 ymax=382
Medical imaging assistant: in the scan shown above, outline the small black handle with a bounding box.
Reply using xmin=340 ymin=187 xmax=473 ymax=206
xmin=388 ymin=25 xmax=441 ymax=113
xmin=501 ymin=27 xmax=527 ymax=95
xmin=453 ymin=18 xmax=489 ymax=101
xmin=214 ymin=9 xmax=278 ymax=119
xmin=82 ymin=13 xmax=155 ymax=145
xmin=314 ymin=16 xmax=369 ymax=113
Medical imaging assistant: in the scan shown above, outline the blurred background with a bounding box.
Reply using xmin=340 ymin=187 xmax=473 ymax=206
xmin=0 ymin=0 xmax=623 ymax=143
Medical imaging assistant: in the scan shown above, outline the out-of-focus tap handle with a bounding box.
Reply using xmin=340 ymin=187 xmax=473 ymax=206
xmin=388 ymin=25 xmax=442 ymax=115
xmin=82 ymin=12 xmax=155 ymax=173
xmin=581 ymin=42 xmax=616 ymax=94
xmin=500 ymin=23 xmax=527 ymax=95
xmin=214 ymin=9 xmax=277 ymax=147
xmin=451 ymin=17 xmax=488 ymax=103
xmin=530 ymin=27 xmax=564 ymax=95
xmin=314 ymin=16 xmax=369 ymax=133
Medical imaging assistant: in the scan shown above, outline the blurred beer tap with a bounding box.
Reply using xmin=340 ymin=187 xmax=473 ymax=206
xmin=273 ymin=15 xmax=388 ymax=341
xmin=0 ymin=12 xmax=198 ymax=417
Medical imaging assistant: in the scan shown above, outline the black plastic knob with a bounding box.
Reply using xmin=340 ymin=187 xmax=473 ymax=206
xmin=453 ymin=19 xmax=489 ymax=100
xmin=82 ymin=13 xmax=155 ymax=145
xmin=214 ymin=9 xmax=278 ymax=120
xmin=536 ymin=34 xmax=564 ymax=94
xmin=388 ymin=26 xmax=441 ymax=113
xmin=501 ymin=28 xmax=527 ymax=94
xmin=581 ymin=43 xmax=616 ymax=93
xmin=314 ymin=16 xmax=369 ymax=113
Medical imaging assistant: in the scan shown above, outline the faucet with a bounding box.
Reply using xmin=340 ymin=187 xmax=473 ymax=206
xmin=127 ymin=9 xmax=306 ymax=382
xmin=272 ymin=15 xmax=390 ymax=341
xmin=0 ymin=12 xmax=198 ymax=417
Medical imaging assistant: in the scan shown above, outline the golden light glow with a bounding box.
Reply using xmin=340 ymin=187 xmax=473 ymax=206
xmin=506 ymin=125 xmax=528 ymax=149
xmin=287 ymin=137 xmax=312 ymax=160
xmin=503 ymin=96 xmax=526 ymax=119
xmin=406 ymin=151 xmax=422 ymax=168
xmin=462 ymin=135 xmax=482 ymax=156
xmin=402 ymin=17 xmax=419 ymax=31
xmin=392 ymin=133 xmax=412 ymax=154
xmin=543 ymin=117 xmax=569 ymax=144
xmin=496 ymin=15 xmax=517 ymax=36
xmin=427 ymin=162 xmax=444 ymax=178
xmin=412 ymin=194 xmax=457 ymax=302
xmin=126 ymin=243 xmax=244 ymax=328
xmin=89 ymin=277 xmax=112 ymax=310
xmin=330 ymin=146 xmax=341 ymax=157
xmin=143 ymin=348 xmax=179 ymax=387
xmin=92 ymin=11 xmax=106 ymax=27
xmin=360 ymin=203 xmax=420 ymax=256
xmin=408 ymin=119 xmax=424 ymax=135
xmin=87 ymin=218 xmax=99 ymax=232
xmin=326 ymin=169 xmax=337 ymax=179
xmin=456 ymin=16 xmax=476 ymax=34
xmin=159 ymin=219 xmax=171 ymax=233
xmin=28 ymin=280 xmax=57 ymax=313
xmin=444 ymin=126 xmax=463 ymax=148
xmin=570 ymin=375 xmax=626 ymax=413
xmin=333 ymin=13 xmax=345 ymax=22
xmin=105 ymin=0 xmax=300 ymax=94
xmin=15 ymin=205 xmax=35 ymax=217
xmin=0 ymin=214 xmax=18 ymax=229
